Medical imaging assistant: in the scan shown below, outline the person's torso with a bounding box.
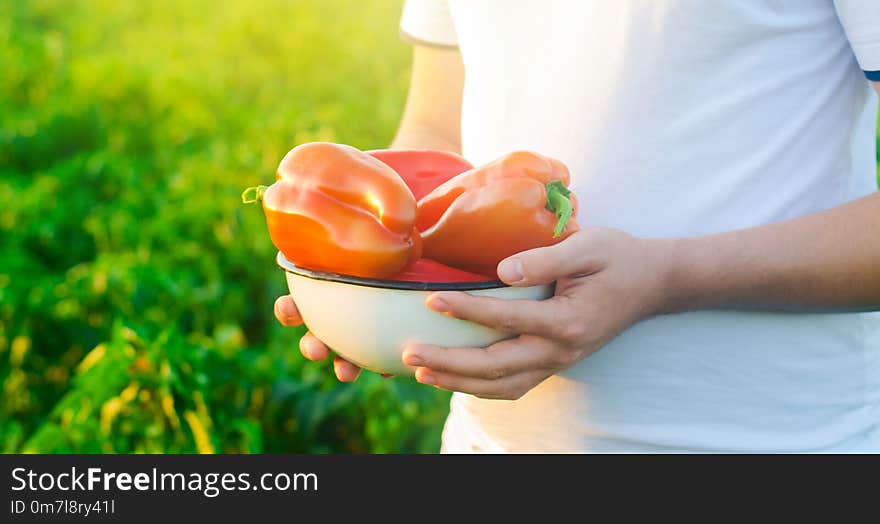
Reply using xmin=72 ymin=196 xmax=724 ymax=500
xmin=443 ymin=0 xmax=880 ymax=452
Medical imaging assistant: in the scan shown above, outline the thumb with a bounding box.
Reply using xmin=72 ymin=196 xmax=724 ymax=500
xmin=496 ymin=233 xmax=593 ymax=286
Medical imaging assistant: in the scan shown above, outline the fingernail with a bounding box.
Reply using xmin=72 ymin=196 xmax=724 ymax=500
xmin=498 ymin=258 xmax=523 ymax=283
xmin=300 ymin=338 xmax=318 ymax=358
xmin=426 ymin=295 xmax=449 ymax=312
xmin=279 ymin=298 xmax=297 ymax=317
xmin=403 ymin=353 xmax=423 ymax=366
xmin=417 ymin=370 xmax=436 ymax=385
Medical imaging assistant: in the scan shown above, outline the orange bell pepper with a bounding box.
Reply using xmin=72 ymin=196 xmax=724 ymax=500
xmin=417 ymin=151 xmax=579 ymax=277
xmin=242 ymin=142 xmax=421 ymax=279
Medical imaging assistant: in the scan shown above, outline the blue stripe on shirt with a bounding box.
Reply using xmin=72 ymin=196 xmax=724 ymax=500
xmin=865 ymin=70 xmax=880 ymax=81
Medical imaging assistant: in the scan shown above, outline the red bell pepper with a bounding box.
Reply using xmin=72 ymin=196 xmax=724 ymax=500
xmin=367 ymin=149 xmax=473 ymax=200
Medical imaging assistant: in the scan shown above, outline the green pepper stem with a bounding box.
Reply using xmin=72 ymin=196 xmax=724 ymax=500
xmin=241 ymin=185 xmax=268 ymax=204
xmin=545 ymin=180 xmax=573 ymax=238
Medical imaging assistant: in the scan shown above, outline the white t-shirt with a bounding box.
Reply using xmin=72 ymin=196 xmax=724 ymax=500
xmin=401 ymin=0 xmax=880 ymax=453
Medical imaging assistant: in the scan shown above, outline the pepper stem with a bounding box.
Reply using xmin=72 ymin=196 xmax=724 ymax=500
xmin=241 ymin=185 xmax=268 ymax=204
xmin=545 ymin=180 xmax=573 ymax=238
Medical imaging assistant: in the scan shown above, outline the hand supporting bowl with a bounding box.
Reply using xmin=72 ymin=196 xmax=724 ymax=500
xmin=276 ymin=252 xmax=553 ymax=375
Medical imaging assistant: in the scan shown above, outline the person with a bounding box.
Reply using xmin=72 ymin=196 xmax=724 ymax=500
xmin=274 ymin=0 xmax=880 ymax=452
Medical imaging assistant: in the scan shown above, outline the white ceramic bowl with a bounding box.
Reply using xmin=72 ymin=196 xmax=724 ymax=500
xmin=277 ymin=252 xmax=553 ymax=375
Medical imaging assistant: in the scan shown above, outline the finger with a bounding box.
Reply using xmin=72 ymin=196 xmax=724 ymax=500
xmin=402 ymin=337 xmax=559 ymax=380
xmin=334 ymin=356 xmax=362 ymax=382
xmin=299 ymin=332 xmax=330 ymax=361
xmin=414 ymin=366 xmax=548 ymax=400
xmin=426 ymin=291 xmax=569 ymax=338
xmin=274 ymin=295 xmax=303 ymax=326
xmin=496 ymin=230 xmax=598 ymax=286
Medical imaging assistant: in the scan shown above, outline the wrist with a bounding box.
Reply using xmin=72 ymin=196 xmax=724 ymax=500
xmin=644 ymin=236 xmax=695 ymax=316
xmin=654 ymin=234 xmax=731 ymax=315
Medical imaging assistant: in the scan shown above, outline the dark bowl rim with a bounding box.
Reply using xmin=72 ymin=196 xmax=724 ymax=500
xmin=276 ymin=252 xmax=506 ymax=291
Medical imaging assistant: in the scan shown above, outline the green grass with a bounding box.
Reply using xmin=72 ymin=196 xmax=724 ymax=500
xmin=0 ymin=0 xmax=451 ymax=453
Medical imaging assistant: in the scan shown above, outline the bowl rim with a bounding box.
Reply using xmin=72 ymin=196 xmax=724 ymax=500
xmin=276 ymin=252 xmax=506 ymax=291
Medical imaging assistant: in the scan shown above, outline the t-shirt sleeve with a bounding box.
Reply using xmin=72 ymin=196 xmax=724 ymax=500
xmin=399 ymin=0 xmax=458 ymax=48
xmin=834 ymin=0 xmax=880 ymax=80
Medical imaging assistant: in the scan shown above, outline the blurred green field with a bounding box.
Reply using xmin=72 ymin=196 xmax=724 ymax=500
xmin=0 ymin=0 xmax=452 ymax=453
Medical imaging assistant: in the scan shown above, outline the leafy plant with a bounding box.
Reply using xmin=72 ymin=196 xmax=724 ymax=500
xmin=0 ymin=0 xmax=450 ymax=454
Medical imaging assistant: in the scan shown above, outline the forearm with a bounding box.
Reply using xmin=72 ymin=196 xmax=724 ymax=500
xmin=660 ymin=192 xmax=880 ymax=313
xmin=389 ymin=44 xmax=463 ymax=153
